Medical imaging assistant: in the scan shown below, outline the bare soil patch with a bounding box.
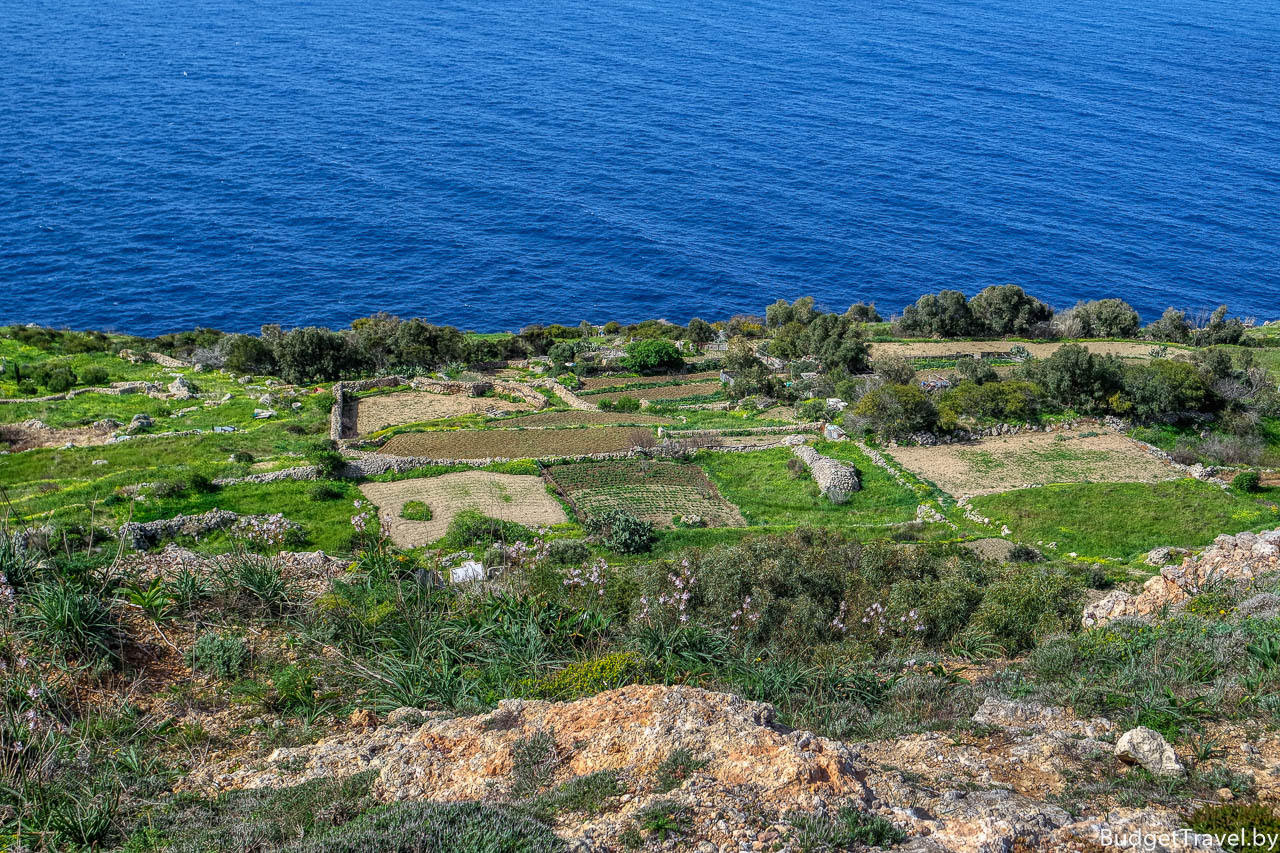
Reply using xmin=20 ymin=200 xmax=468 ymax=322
xmin=359 ymin=472 xmax=568 ymax=546
xmin=379 ymin=426 xmax=647 ymax=459
xmin=355 ymin=391 xmax=532 ymax=435
xmin=868 ymin=340 xmax=1181 ymax=361
xmin=886 ymin=430 xmax=1178 ymax=497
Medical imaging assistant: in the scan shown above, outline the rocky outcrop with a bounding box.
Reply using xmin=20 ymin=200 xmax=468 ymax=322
xmin=180 ymin=685 xmax=1228 ymax=853
xmin=1115 ymin=727 xmax=1185 ymax=777
xmin=792 ymin=445 xmax=860 ymax=503
xmin=1083 ymin=528 xmax=1280 ymax=628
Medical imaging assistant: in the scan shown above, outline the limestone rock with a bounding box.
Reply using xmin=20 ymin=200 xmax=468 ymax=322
xmin=1236 ymin=593 xmax=1280 ymax=620
xmin=168 ymin=376 xmax=195 ymax=399
xmin=1115 ymin=727 xmax=1185 ymax=777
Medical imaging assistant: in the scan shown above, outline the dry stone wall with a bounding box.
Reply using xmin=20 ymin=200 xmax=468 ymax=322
xmin=792 ymin=445 xmax=860 ymax=503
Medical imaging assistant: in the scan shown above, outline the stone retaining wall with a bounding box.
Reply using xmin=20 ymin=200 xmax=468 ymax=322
xmin=0 ymin=381 xmax=157 ymax=405
xmin=532 ymin=380 xmax=599 ymax=411
xmin=212 ymin=466 xmax=320 ymax=487
xmin=330 ymin=375 xmax=551 ymax=440
xmin=118 ymin=509 xmax=302 ymax=550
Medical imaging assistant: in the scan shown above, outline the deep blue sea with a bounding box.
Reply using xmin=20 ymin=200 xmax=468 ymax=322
xmin=1 ymin=0 xmax=1278 ymax=335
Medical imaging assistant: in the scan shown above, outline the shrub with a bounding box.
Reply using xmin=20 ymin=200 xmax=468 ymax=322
xmin=187 ymin=632 xmax=250 ymax=678
xmin=23 ymin=580 xmax=118 ymax=665
xmin=897 ymin=290 xmax=974 ymax=338
xmin=219 ymin=552 xmax=292 ymax=615
xmin=1120 ymin=359 xmax=1209 ymax=420
xmin=954 ymin=356 xmax=997 ymax=385
xmin=231 ymin=450 xmax=256 ymax=464
xmin=844 ymin=302 xmax=883 ymax=323
xmin=1234 ymin=471 xmax=1261 ymax=493
xmin=611 ymin=395 xmax=641 ymax=413
xmin=279 ymin=800 xmax=562 ymax=853
xmin=969 ymin=566 xmax=1083 ymax=654
xmin=791 ymin=804 xmax=906 ymax=850
xmin=1187 ymin=803 xmax=1280 ymax=851
xmin=871 ymin=356 xmax=915 ymax=386
xmin=151 ymin=478 xmax=187 ymax=498
xmin=621 ymin=339 xmax=683 ymax=374
xmin=1060 ymin=298 xmax=1141 ymax=338
xmin=851 ymin=384 xmax=938 ymax=440
xmin=400 ymin=500 xmax=432 ymax=521
xmin=585 ymin=509 xmax=655 ymax=554
xmin=189 ymin=473 xmax=219 ymax=494
xmin=1145 ymin=307 xmax=1192 ymax=344
xmin=547 ymin=539 xmax=590 ymax=566
xmin=968 ymin=284 xmax=1052 ymax=337
xmin=654 ymin=748 xmax=707 ymax=793
xmin=524 ymin=652 xmax=648 ymax=701
xmin=274 ymin=326 xmax=360 ymax=383
xmin=308 ymin=483 xmax=343 ymax=501
xmin=508 ymin=729 xmax=560 ymax=799
xmin=938 ymin=380 xmax=1041 ymax=426
xmin=442 ymin=511 xmax=534 ymax=550
xmin=79 ymin=365 xmax=109 ymax=386
xmin=224 ymin=334 xmax=278 ymax=375
xmin=1019 ymin=343 xmax=1122 ymax=414
xmin=306 ymin=440 xmax=347 ymax=478
xmin=43 ymin=366 xmax=77 ymax=393
xmin=1193 ymin=305 xmax=1245 ymax=347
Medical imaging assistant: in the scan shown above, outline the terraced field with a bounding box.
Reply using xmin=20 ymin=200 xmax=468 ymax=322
xmin=379 ymin=426 xmax=649 ymax=459
xmin=494 ymin=411 xmax=673 ymax=428
xmin=587 ymin=381 xmax=724 ymax=404
xmin=546 ymin=459 xmax=745 ymax=528
xmin=578 ymin=370 xmax=720 ymax=391
xmin=355 ymin=390 xmax=531 ymax=434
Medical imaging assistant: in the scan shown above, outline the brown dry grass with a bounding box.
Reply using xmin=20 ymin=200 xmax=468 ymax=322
xmin=359 ymin=472 xmax=568 ymax=546
xmin=886 ymin=429 xmax=1178 ymax=497
xmin=355 ymin=391 xmax=532 ymax=435
xmin=379 ymin=426 xmax=647 ymax=459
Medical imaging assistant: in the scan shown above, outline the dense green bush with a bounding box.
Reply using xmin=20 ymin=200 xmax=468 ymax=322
xmin=585 ymin=508 xmax=655 ymax=554
xmin=225 ymin=333 xmax=278 ymax=374
xmin=307 ymin=440 xmax=347 ymax=478
xmin=870 ymin=356 xmax=915 ymax=386
xmin=844 ymin=302 xmax=883 ymax=323
xmin=968 ymin=566 xmax=1083 ymax=653
xmin=1234 ymin=471 xmax=1261 ymax=493
xmin=1120 ymin=359 xmax=1209 ymax=421
xmin=1019 ymin=343 xmax=1122 ymax=414
xmin=442 ymin=510 xmax=535 ymax=550
xmin=938 ymin=380 xmax=1041 ymax=426
xmin=621 ymin=339 xmax=683 ymax=374
xmin=968 ymin=284 xmax=1052 ymax=337
xmin=1187 ymin=803 xmax=1280 ymax=851
xmin=1145 ymin=307 xmax=1192 ymax=344
xmin=308 ymin=482 xmax=343 ymax=501
xmin=400 ymin=500 xmax=432 ymax=521
xmin=851 ymin=384 xmax=938 ymax=439
xmin=274 ymin=326 xmax=360 ymax=383
xmin=1061 ymin=298 xmax=1141 ymax=338
xmin=897 ymin=289 xmax=974 ymax=338
xmin=547 ymin=539 xmax=591 ymax=566
xmin=79 ymin=365 xmax=110 ymax=386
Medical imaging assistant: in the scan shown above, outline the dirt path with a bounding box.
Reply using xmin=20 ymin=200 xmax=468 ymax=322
xmin=359 ymin=472 xmax=568 ymax=546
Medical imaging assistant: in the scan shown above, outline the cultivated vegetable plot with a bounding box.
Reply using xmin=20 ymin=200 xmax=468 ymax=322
xmin=586 ymin=381 xmax=724 ymax=404
xmin=494 ymin=411 xmax=673 ymax=428
xmin=577 ymin=370 xmax=720 ymax=391
xmin=546 ymin=460 xmax=746 ymax=528
xmin=380 ymin=426 xmax=649 ymax=459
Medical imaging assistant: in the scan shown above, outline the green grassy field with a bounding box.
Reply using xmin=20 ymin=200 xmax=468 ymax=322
xmin=695 ymin=442 xmax=923 ymax=532
xmin=971 ymin=479 xmax=1280 ymax=558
